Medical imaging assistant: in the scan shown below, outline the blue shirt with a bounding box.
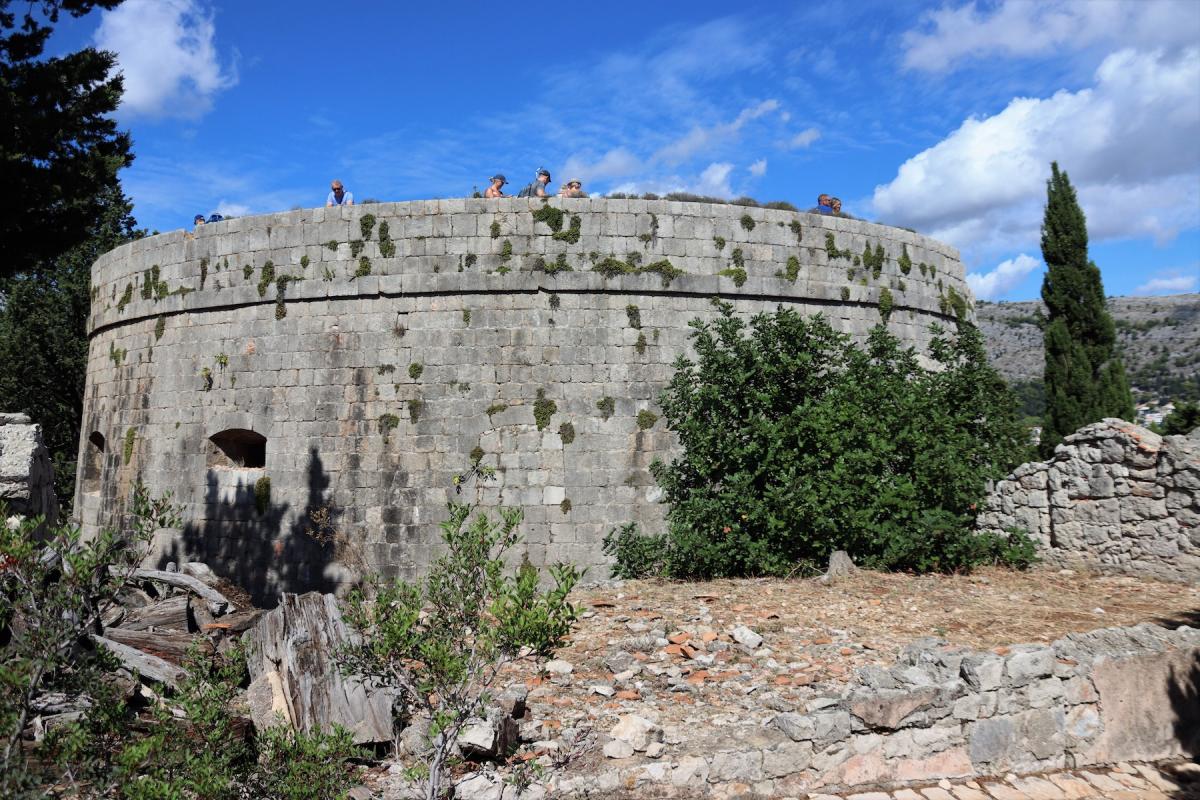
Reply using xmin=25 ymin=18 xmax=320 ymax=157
xmin=327 ymin=190 xmax=353 ymax=206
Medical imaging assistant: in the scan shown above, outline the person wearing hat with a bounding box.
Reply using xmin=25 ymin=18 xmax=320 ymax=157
xmin=518 ymin=168 xmax=552 ymax=198
xmin=559 ymin=179 xmax=587 ymax=198
xmin=484 ymin=174 xmax=509 ymax=198
xmin=193 ymin=214 xmax=206 ymax=226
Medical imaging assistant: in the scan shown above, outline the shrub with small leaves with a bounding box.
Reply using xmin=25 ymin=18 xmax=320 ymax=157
xmin=359 ymin=213 xmax=377 ymax=240
xmin=380 ymin=413 xmax=400 ymax=441
xmin=548 ymin=293 xmax=561 ymax=310
xmin=407 ymin=398 xmax=423 ymax=423
xmin=878 ymin=287 xmax=894 ymax=323
xmin=409 ymin=362 xmax=424 ymax=380
xmin=559 ymin=498 xmax=572 ymax=514
xmin=602 ymin=522 xmax=668 ymax=579
xmin=596 ymin=396 xmax=615 ymax=420
xmin=340 ymin=504 xmax=579 ymax=800
xmin=300 ymin=254 xmax=310 ymax=268
xmin=354 ymin=256 xmax=371 ymax=279
xmin=625 ymin=304 xmax=642 ymax=329
xmin=500 ymin=239 xmax=513 ymax=261
xmin=490 ymin=220 xmax=501 ymax=239
xmin=898 ymin=244 xmax=912 ymax=275
xmin=713 ymin=235 xmax=726 ymax=251
xmin=841 ymin=286 xmax=851 ymax=301
xmin=636 ymin=409 xmax=658 ymax=430
xmin=739 ymin=214 xmax=756 ymax=232
xmin=779 ymin=255 xmax=800 ymax=282
xmin=558 ymin=421 xmax=575 ymax=444
xmin=117 ymin=283 xmax=133 ymax=312
xmin=326 ymin=240 xmax=339 ymax=251
xmin=257 ymin=261 xmax=276 ymax=297
xmin=470 ymin=445 xmax=485 ymax=464
xmin=533 ymin=389 xmax=557 ymax=431
xmin=789 ymin=220 xmax=803 ymax=240
xmin=531 ymin=203 xmax=565 ymax=232
xmin=154 ymin=315 xmax=166 ymax=340
xmin=552 ymin=215 xmax=581 ymax=243
xmin=635 ymin=332 xmax=648 ymax=354
xmin=719 ymin=268 xmax=747 ymax=287
xmin=486 ymin=402 xmax=506 ymax=419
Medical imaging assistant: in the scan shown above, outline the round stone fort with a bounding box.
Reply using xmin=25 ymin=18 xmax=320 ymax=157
xmin=75 ymin=197 xmax=971 ymax=602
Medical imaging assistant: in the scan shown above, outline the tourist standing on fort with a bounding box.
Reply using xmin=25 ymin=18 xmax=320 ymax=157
xmin=559 ymin=179 xmax=587 ymax=198
xmin=484 ymin=175 xmax=508 ymax=198
xmin=326 ymin=180 xmax=354 ymax=206
xmin=810 ymin=194 xmax=834 ymax=214
xmin=830 ymin=198 xmax=842 ymax=215
xmin=518 ymin=168 xmax=552 ymax=198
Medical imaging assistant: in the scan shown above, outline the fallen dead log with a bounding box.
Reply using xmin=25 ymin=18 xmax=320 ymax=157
xmin=103 ymin=628 xmax=213 ymax=665
xmin=112 ymin=567 xmax=234 ymax=616
xmin=120 ymin=594 xmax=190 ymax=632
xmin=90 ymin=634 xmax=187 ymax=689
xmin=246 ymin=592 xmax=395 ymax=744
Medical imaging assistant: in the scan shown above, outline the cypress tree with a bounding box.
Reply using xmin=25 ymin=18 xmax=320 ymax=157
xmin=1039 ymin=162 xmax=1133 ymax=455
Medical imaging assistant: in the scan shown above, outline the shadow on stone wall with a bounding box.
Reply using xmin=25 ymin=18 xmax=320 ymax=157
xmin=1165 ymin=657 xmax=1200 ymax=799
xmin=160 ymin=446 xmax=342 ymax=607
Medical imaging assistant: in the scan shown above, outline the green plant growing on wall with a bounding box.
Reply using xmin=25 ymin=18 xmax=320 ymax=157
xmin=789 ymin=220 xmax=802 ymax=241
xmin=215 ymin=353 xmax=229 ymax=369
xmin=636 ymin=410 xmax=658 ymax=430
xmin=777 ymin=255 xmax=801 ymax=282
xmin=730 ymin=248 xmax=745 ymax=270
xmin=108 ymin=341 xmax=126 ymax=366
xmin=898 ymin=244 xmax=912 ymax=275
xmin=326 ymin=240 xmax=338 ymax=251
xmin=840 ymin=286 xmax=851 ymax=301
xmin=548 ymin=293 xmax=561 ymax=310
xmin=407 ymin=398 xmax=423 ymax=423
xmin=596 ymin=396 xmax=615 ymax=420
xmin=713 ymin=235 xmax=726 ymax=251
xmin=123 ymin=427 xmax=136 ymax=464
xmin=359 ymin=213 xmax=377 ymax=240
xmin=825 ymin=232 xmax=852 ymax=261
xmin=625 ymin=304 xmax=642 ymax=329
xmin=592 ymin=256 xmax=683 ymax=287
xmin=350 ymin=239 xmax=365 ymax=258
xmin=494 ymin=265 xmax=511 ymax=275
xmin=154 ymin=315 xmax=165 ymax=340
xmin=560 ymin=498 xmax=572 ymax=514
xmin=552 ymin=215 xmax=581 ymax=243
xmin=929 ymin=264 xmax=937 ymax=278
xmin=409 ymin=362 xmax=424 ymax=380
xmin=300 ymin=254 xmax=310 ymax=268
xmin=353 ymin=256 xmax=371 ymax=279
xmin=469 ymin=445 xmax=485 ymax=465
xmin=200 ymin=366 xmax=212 ymax=390
xmin=254 ymin=476 xmax=271 ymax=515
xmin=533 ymin=389 xmax=557 ymax=431
xmin=919 ymin=262 xmax=928 ymax=277
xmin=500 ymin=239 xmax=513 ymax=262
xmin=490 ymin=220 xmax=501 ymax=239
xmin=898 ymin=279 xmax=907 ymax=292
xmin=878 ymin=287 xmax=895 ymax=323
xmin=323 ymin=267 xmax=334 ymax=281
xmin=379 ymin=413 xmax=400 ymax=442
xmin=378 ymin=221 xmax=396 ymax=258
xmin=635 ymin=332 xmax=648 ymax=354
xmin=485 ymin=402 xmax=506 ymax=419
xmin=242 ymin=264 xmax=253 ymax=281
xmin=531 ymin=203 xmax=565 ymax=232
xmin=200 ymin=257 xmax=208 ymax=289
xmin=257 ymin=261 xmax=276 ymax=297
xmin=222 ymin=256 xmax=229 ymax=271
xmin=542 ymin=253 xmax=572 ymax=274
xmin=117 ymin=283 xmax=133 ymax=312
xmin=719 ymin=267 xmax=747 ymax=286
xmin=558 ymin=421 xmax=575 ymax=444
xmin=739 ymin=214 xmax=756 ymax=232
xmin=945 ymin=286 xmax=968 ymax=321
xmin=464 ymin=253 xmax=477 ymax=269
xmin=377 ymin=364 xmax=395 ymax=375
xmin=462 ymin=309 xmax=472 ymax=325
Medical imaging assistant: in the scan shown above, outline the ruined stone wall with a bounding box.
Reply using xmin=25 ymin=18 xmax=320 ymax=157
xmin=75 ymin=198 xmax=968 ymax=601
xmin=556 ymin=622 xmax=1200 ymax=797
xmin=0 ymin=412 xmax=59 ymax=527
xmin=977 ymin=419 xmax=1200 ymax=583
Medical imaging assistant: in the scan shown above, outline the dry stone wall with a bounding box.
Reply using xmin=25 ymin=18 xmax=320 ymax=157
xmin=75 ymin=198 xmax=969 ymax=601
xmin=553 ymin=622 xmax=1200 ymax=797
xmin=1 ymin=412 xmax=59 ymax=527
xmin=978 ymin=419 xmax=1200 ymax=583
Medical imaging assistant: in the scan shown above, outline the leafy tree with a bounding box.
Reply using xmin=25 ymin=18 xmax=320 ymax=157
xmin=1039 ymin=162 xmax=1134 ymax=455
xmin=627 ymin=302 xmax=1033 ymax=579
xmin=1 ymin=0 xmax=132 ymax=281
xmin=0 ymin=186 xmax=143 ymax=506
xmin=1160 ymin=401 xmax=1200 ymax=436
xmin=340 ymin=503 xmax=580 ymax=800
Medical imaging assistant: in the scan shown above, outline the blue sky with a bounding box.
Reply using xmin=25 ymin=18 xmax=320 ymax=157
xmin=51 ymin=0 xmax=1200 ymax=301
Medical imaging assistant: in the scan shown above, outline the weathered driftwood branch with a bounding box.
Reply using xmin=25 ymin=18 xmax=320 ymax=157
xmin=90 ymin=634 xmax=188 ymax=688
xmin=103 ymin=628 xmax=213 ymax=665
xmin=111 ymin=567 xmax=234 ymax=616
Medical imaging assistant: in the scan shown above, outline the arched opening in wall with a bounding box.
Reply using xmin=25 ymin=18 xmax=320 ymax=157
xmin=82 ymin=431 xmax=105 ymax=494
xmin=207 ymin=429 xmax=267 ymax=469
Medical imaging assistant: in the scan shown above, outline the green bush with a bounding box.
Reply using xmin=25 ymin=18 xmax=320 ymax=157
xmin=639 ymin=302 xmax=1032 ymax=579
xmin=602 ymin=523 xmax=669 ymax=579
xmin=340 ymin=503 xmax=579 ymax=800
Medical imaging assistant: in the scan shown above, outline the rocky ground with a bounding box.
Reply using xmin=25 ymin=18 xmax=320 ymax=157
xmin=976 ymin=293 xmax=1200 ymax=403
xmin=367 ymin=566 xmax=1200 ymax=799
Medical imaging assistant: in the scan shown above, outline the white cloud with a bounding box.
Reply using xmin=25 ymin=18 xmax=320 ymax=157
xmin=748 ymin=159 xmax=767 ymax=177
xmin=695 ymin=162 xmax=734 ymax=196
xmin=787 ymin=127 xmax=821 ymax=149
xmin=95 ymin=0 xmax=237 ymax=118
xmin=966 ymin=253 xmax=1041 ymax=300
xmin=560 ymin=148 xmax=642 ymax=184
xmin=1134 ymin=269 xmax=1199 ymax=295
xmin=902 ymin=0 xmax=1200 ymax=73
xmin=655 ymin=99 xmax=780 ymax=164
xmin=608 ymin=161 xmax=737 ymax=199
xmin=213 ymin=200 xmax=250 ymax=218
xmin=871 ymin=47 xmax=1200 ymax=257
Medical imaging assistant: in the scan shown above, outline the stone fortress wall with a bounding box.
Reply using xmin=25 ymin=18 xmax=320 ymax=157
xmin=75 ymin=197 xmax=971 ymax=602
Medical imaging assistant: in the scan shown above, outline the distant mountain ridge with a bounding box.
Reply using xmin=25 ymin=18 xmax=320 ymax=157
xmin=976 ymin=293 xmax=1200 ymax=405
